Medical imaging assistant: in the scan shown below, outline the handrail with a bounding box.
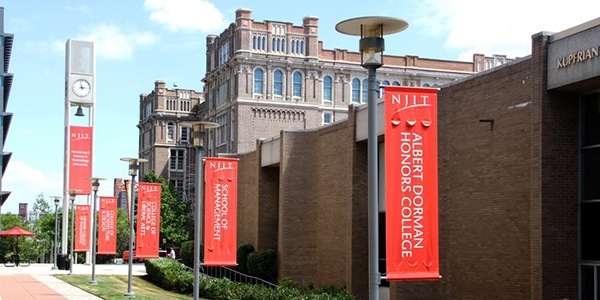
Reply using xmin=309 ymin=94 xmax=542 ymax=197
xmin=184 ymin=264 xmax=278 ymax=288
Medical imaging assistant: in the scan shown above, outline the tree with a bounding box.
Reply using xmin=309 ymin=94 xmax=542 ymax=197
xmin=32 ymin=193 xmax=51 ymax=214
xmin=143 ymin=170 xmax=193 ymax=248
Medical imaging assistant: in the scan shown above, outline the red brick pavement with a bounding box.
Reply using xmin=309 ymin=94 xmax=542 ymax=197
xmin=0 ymin=275 xmax=66 ymax=300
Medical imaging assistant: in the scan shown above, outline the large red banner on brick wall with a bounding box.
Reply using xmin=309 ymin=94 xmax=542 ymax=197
xmin=384 ymin=86 xmax=439 ymax=280
xmin=135 ymin=182 xmax=162 ymax=258
xmin=204 ymin=157 xmax=238 ymax=266
xmin=75 ymin=204 xmax=91 ymax=252
xmin=97 ymin=196 xmax=117 ymax=255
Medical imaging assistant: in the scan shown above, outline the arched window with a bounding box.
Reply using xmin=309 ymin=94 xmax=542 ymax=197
xmin=254 ymin=69 xmax=264 ymax=94
xmin=293 ymin=72 xmax=303 ymax=97
xmin=252 ymin=36 xmax=257 ymax=50
xmin=362 ymin=79 xmax=368 ymax=103
xmin=352 ymin=78 xmax=360 ymax=103
xmin=323 ymin=76 xmax=333 ymax=101
xmin=381 ymin=80 xmax=390 ymax=98
xmin=167 ymin=122 xmax=175 ymax=141
xmin=392 ymin=81 xmax=401 ymax=86
xmin=274 ymin=70 xmax=283 ymax=96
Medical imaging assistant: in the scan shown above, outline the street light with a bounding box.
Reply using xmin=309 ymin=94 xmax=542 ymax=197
xmin=68 ymin=189 xmax=79 ymax=275
xmin=180 ymin=121 xmax=219 ymax=300
xmin=336 ymin=16 xmax=408 ymax=300
xmin=120 ymin=157 xmax=148 ymax=297
xmin=51 ymin=196 xmax=62 ymax=271
xmin=89 ymin=178 xmax=105 ymax=284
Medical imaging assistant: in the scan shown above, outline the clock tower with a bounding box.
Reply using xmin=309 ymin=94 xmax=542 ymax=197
xmin=63 ymin=39 xmax=95 ymax=265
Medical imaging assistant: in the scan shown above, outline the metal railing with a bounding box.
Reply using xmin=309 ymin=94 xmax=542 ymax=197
xmin=185 ymin=264 xmax=278 ymax=289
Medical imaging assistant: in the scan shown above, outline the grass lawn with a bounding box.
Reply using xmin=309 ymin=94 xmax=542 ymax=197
xmin=54 ymin=274 xmax=195 ymax=300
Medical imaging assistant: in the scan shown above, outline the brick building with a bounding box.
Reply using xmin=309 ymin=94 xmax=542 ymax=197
xmin=226 ymin=16 xmax=600 ymax=300
xmin=137 ymin=81 xmax=205 ymax=201
xmin=138 ymin=9 xmax=508 ymax=204
xmin=201 ymin=8 xmax=509 ymax=156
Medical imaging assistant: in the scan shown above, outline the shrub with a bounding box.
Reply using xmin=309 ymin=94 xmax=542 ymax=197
xmin=247 ymin=249 xmax=277 ymax=283
xmin=179 ymin=240 xmax=194 ymax=268
xmin=144 ymin=258 xmax=192 ymax=294
xmin=236 ymin=243 xmax=255 ymax=274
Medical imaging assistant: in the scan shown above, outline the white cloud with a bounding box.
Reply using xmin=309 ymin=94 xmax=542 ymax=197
xmin=412 ymin=0 xmax=600 ymax=60
xmin=144 ymin=0 xmax=226 ymax=32
xmin=77 ymin=24 xmax=158 ymax=60
xmin=2 ymin=161 xmax=63 ymax=214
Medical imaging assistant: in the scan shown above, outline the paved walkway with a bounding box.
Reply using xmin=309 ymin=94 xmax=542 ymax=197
xmin=0 ymin=263 xmax=147 ymax=300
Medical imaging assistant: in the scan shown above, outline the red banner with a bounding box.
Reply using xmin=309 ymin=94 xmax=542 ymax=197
xmin=75 ymin=204 xmax=91 ymax=252
xmin=204 ymin=157 xmax=238 ymax=266
xmin=68 ymin=126 xmax=92 ymax=195
xmin=384 ymin=86 xmax=439 ymax=280
xmin=97 ymin=196 xmax=117 ymax=255
xmin=135 ymin=182 xmax=162 ymax=258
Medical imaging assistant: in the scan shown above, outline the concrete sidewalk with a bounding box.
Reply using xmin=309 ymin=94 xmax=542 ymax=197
xmin=0 ymin=263 xmax=147 ymax=300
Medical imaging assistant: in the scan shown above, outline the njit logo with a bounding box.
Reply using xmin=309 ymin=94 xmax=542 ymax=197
xmin=390 ymin=93 xmax=433 ymax=128
xmin=71 ymin=131 xmax=91 ymax=141
xmin=140 ymin=185 xmax=160 ymax=192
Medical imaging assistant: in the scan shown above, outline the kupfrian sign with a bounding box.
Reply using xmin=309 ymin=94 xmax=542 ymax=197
xmin=384 ymin=86 xmax=439 ymax=280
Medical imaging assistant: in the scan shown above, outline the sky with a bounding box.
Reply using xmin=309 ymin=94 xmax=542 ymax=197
xmin=1 ymin=0 xmax=600 ymax=214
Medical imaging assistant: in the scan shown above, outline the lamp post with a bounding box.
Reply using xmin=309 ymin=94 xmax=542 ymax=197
xmin=120 ymin=157 xmax=148 ymax=297
xmin=51 ymin=196 xmax=62 ymax=270
xmin=336 ymin=16 xmax=408 ymax=300
xmin=88 ymin=178 xmax=105 ymax=284
xmin=68 ymin=190 xmax=78 ymax=275
xmin=181 ymin=121 xmax=219 ymax=300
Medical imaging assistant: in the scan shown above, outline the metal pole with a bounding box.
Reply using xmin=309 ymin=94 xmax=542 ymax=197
xmin=194 ymin=146 xmax=204 ymax=300
xmin=125 ymin=173 xmax=136 ymax=296
xmin=69 ymin=194 xmax=76 ymax=275
xmin=90 ymin=188 xmax=98 ymax=284
xmin=52 ymin=202 xmax=59 ymax=270
xmin=367 ymin=65 xmax=380 ymax=300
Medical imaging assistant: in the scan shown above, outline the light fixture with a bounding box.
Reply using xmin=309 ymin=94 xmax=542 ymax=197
xmin=68 ymin=189 xmax=79 ymax=275
xmin=180 ymin=121 xmax=219 ymax=300
xmin=75 ymin=106 xmax=85 ymax=117
xmin=51 ymin=196 xmax=62 ymax=271
xmin=120 ymin=157 xmax=148 ymax=297
xmin=88 ymin=177 xmax=105 ymax=285
xmin=336 ymin=16 xmax=408 ymax=300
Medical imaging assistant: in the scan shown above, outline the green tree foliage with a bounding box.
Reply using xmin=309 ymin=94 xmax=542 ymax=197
xmin=0 ymin=214 xmax=37 ymax=261
xmin=143 ymin=170 xmax=193 ymax=249
xmin=115 ymin=208 xmax=130 ymax=257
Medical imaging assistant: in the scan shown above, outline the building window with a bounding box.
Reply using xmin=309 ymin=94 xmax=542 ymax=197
xmin=169 ymin=149 xmax=185 ymax=171
xmin=166 ymin=98 xmax=177 ymax=110
xmin=167 ymin=122 xmax=175 ymax=141
xmin=392 ymin=81 xmax=401 ymax=86
xmin=580 ymin=92 xmax=600 ymax=299
xmin=323 ymin=112 xmax=332 ymax=124
xmin=254 ymin=68 xmax=264 ymax=94
xmin=323 ymin=76 xmax=333 ymax=101
xmin=145 ymin=102 xmax=152 ymax=118
xmin=380 ymin=80 xmax=389 ymax=98
xmin=216 ymin=114 xmax=227 ymax=145
xmin=293 ymin=71 xmax=302 ymax=97
xmin=362 ymin=79 xmax=368 ymax=103
xmin=352 ymin=78 xmax=360 ymax=103
xmin=274 ymin=70 xmax=283 ymax=96
xmin=180 ymin=127 xmax=189 ymax=143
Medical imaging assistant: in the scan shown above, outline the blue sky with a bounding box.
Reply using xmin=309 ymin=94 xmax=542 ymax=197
xmin=2 ymin=0 xmax=600 ymax=214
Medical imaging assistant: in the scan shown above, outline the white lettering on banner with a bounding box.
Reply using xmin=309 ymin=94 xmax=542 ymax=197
xmin=79 ymin=215 xmax=88 ymax=246
xmin=399 ymin=132 xmax=425 ymax=258
xmin=213 ymin=183 xmax=230 ymax=241
xmin=391 ymin=94 xmax=431 ymax=109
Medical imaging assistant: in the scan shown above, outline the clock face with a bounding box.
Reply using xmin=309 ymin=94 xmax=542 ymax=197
xmin=72 ymin=79 xmax=91 ymax=97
